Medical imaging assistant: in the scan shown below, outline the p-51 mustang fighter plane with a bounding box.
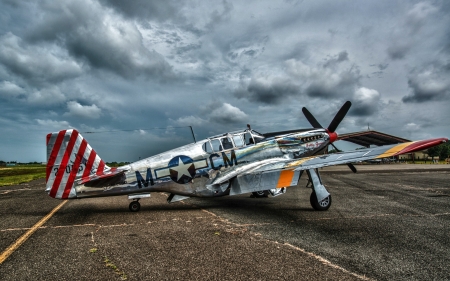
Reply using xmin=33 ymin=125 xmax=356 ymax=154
xmin=45 ymin=101 xmax=447 ymax=212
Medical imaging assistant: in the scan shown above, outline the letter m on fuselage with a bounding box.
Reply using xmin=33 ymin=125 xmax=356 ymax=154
xmin=221 ymin=151 xmax=239 ymax=168
xmin=135 ymin=168 xmax=154 ymax=188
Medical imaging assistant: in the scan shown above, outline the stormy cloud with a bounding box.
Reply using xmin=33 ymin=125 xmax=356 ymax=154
xmin=24 ymin=0 xmax=174 ymax=80
xmin=351 ymin=87 xmax=381 ymax=116
xmin=0 ymin=0 xmax=449 ymax=162
xmin=402 ymin=62 xmax=450 ymax=103
xmin=403 ymin=76 xmax=450 ymax=103
xmin=234 ymin=77 xmax=300 ymax=104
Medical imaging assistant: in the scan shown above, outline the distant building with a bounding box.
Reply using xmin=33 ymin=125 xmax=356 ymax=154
xmin=398 ymin=151 xmax=427 ymax=160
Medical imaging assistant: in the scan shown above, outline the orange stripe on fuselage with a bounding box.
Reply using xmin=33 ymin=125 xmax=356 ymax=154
xmin=375 ymin=142 xmax=415 ymax=159
xmin=277 ymin=169 xmax=295 ymax=188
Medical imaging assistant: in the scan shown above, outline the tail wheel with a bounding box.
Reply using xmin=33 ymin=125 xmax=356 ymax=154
xmin=129 ymin=201 xmax=141 ymax=212
xmin=310 ymin=191 xmax=331 ymax=211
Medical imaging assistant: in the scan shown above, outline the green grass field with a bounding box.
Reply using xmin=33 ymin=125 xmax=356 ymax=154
xmin=0 ymin=165 xmax=46 ymax=187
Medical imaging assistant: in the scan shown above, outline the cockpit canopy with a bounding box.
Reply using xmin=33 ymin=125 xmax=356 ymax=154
xmin=202 ymin=130 xmax=264 ymax=153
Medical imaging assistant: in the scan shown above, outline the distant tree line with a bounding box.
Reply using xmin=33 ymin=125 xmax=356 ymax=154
xmin=0 ymin=161 xmax=18 ymax=166
xmin=427 ymin=142 xmax=450 ymax=160
xmin=0 ymin=161 xmax=42 ymax=164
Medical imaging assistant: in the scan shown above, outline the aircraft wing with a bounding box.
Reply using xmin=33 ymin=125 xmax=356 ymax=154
xmin=221 ymin=138 xmax=447 ymax=195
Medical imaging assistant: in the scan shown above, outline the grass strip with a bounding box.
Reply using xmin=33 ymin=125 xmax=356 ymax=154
xmin=0 ymin=166 xmax=46 ymax=186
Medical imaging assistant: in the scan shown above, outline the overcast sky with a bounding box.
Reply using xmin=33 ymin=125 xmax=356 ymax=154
xmin=1 ymin=0 xmax=449 ymax=162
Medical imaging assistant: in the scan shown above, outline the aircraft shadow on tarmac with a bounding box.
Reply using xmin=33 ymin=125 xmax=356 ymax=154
xmin=49 ymin=196 xmax=315 ymax=224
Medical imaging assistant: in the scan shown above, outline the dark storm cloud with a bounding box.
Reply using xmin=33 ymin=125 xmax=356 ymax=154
xmin=304 ymin=83 xmax=332 ymax=99
xmin=351 ymin=104 xmax=377 ymax=116
xmin=369 ymin=63 xmax=389 ymax=78
xmin=24 ymin=0 xmax=174 ymax=80
xmin=224 ymin=35 xmax=269 ymax=63
xmin=305 ymin=69 xmax=360 ymax=99
xmin=100 ymin=0 xmax=180 ymax=22
xmin=350 ymin=87 xmax=381 ymax=117
xmin=234 ymin=78 xmax=300 ymax=104
xmin=101 ymin=0 xmax=233 ymax=36
xmin=323 ymin=51 xmax=348 ymax=68
xmin=377 ymin=63 xmax=389 ymax=71
xmin=175 ymin=43 xmax=202 ymax=55
xmin=0 ymin=33 xmax=83 ymax=86
xmin=1 ymin=0 xmax=450 ymax=162
xmin=234 ymin=51 xmax=361 ymax=104
xmin=195 ymin=100 xmax=248 ymax=126
xmin=303 ymin=51 xmax=360 ymax=99
xmin=0 ymin=81 xmax=25 ymax=99
xmin=387 ymin=44 xmax=410 ymax=60
xmin=386 ymin=2 xmax=438 ymax=61
xmin=402 ymin=61 xmax=450 ymax=103
xmin=402 ymin=77 xmax=450 ymax=103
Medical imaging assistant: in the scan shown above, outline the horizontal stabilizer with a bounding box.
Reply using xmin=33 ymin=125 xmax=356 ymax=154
xmin=80 ymin=169 xmax=127 ymax=188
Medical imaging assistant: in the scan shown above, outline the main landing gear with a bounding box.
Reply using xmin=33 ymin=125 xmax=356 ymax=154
xmin=306 ymin=169 xmax=332 ymax=211
xmin=310 ymin=191 xmax=332 ymax=211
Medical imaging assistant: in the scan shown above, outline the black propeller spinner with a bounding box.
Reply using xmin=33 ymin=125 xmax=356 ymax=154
xmin=302 ymin=101 xmax=357 ymax=173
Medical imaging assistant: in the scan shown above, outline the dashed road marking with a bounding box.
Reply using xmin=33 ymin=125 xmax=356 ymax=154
xmin=283 ymin=242 xmax=375 ymax=281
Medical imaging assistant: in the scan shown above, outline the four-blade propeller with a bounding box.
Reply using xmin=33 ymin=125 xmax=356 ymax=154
xmin=302 ymin=101 xmax=357 ymax=173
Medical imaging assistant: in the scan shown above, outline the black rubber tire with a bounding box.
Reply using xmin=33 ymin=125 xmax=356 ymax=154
xmin=251 ymin=190 xmax=270 ymax=198
xmin=129 ymin=201 xmax=141 ymax=212
xmin=310 ymin=191 xmax=331 ymax=211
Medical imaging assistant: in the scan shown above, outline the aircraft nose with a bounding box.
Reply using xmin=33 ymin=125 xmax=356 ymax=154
xmin=327 ymin=131 xmax=338 ymax=143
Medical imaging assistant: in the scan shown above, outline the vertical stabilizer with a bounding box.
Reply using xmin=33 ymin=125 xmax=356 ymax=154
xmin=46 ymin=129 xmax=109 ymax=199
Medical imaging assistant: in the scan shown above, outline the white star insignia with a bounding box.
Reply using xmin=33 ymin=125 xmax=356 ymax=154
xmin=170 ymin=157 xmax=193 ymax=181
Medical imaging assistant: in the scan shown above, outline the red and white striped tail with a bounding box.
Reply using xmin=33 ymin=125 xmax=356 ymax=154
xmin=46 ymin=129 xmax=109 ymax=199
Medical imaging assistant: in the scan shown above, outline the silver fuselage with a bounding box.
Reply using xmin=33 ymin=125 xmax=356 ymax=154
xmin=74 ymin=129 xmax=330 ymax=198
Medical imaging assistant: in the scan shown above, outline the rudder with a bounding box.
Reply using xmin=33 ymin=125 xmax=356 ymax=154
xmin=46 ymin=129 xmax=109 ymax=199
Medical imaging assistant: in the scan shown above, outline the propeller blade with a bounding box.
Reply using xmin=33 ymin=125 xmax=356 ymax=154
xmin=302 ymin=107 xmax=323 ymax=128
xmin=347 ymin=163 xmax=357 ymax=173
xmin=330 ymin=143 xmax=340 ymax=152
xmin=327 ymin=101 xmax=352 ymax=133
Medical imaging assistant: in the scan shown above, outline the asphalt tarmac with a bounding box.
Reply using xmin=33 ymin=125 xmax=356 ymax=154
xmin=1 ymin=164 xmax=449 ymax=280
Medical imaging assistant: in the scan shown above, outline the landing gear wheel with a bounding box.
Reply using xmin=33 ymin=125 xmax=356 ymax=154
xmin=251 ymin=190 xmax=270 ymax=198
xmin=310 ymin=191 xmax=331 ymax=211
xmin=129 ymin=201 xmax=141 ymax=212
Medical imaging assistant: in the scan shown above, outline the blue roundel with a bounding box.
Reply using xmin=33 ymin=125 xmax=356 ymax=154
xmin=168 ymin=155 xmax=196 ymax=184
